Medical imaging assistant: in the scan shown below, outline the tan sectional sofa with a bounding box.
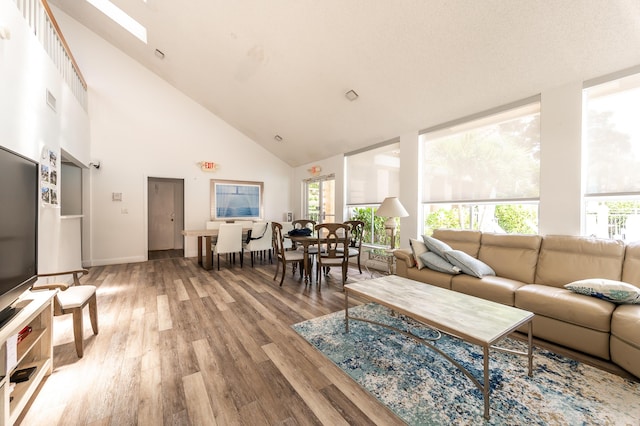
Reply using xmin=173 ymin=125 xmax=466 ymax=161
xmin=393 ymin=229 xmax=640 ymax=379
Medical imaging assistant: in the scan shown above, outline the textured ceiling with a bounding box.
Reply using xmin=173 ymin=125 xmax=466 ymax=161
xmin=49 ymin=0 xmax=640 ymax=167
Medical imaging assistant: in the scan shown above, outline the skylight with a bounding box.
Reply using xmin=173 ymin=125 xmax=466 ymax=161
xmin=86 ymin=0 xmax=147 ymax=43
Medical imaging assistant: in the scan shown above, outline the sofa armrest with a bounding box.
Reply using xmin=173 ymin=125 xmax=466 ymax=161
xmin=393 ymin=248 xmax=415 ymax=277
xmin=393 ymin=248 xmax=413 ymax=265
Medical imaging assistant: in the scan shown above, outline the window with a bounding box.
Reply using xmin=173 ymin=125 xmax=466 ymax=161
xmin=420 ymin=99 xmax=540 ymax=235
xmin=86 ymin=0 xmax=147 ymax=43
xmin=583 ymin=70 xmax=640 ymax=241
xmin=345 ymin=141 xmax=401 ymax=246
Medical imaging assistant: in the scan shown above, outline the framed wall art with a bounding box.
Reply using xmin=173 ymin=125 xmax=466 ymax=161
xmin=210 ymin=179 xmax=263 ymax=220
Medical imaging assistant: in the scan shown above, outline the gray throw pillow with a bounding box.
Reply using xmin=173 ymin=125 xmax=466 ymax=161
xmin=443 ymin=249 xmax=496 ymax=278
xmin=422 ymin=235 xmax=452 ymax=258
xmin=419 ymin=252 xmax=461 ymax=275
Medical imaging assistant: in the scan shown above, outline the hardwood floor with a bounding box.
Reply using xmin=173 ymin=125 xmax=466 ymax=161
xmin=18 ymin=255 xmax=404 ymax=425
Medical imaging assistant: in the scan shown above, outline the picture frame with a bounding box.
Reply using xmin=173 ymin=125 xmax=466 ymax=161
xmin=210 ymin=179 xmax=263 ymax=220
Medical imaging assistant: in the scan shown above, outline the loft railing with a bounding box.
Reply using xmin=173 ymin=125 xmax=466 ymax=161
xmin=12 ymin=0 xmax=88 ymax=110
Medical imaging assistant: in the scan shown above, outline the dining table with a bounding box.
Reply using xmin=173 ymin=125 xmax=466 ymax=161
xmin=182 ymin=227 xmax=251 ymax=270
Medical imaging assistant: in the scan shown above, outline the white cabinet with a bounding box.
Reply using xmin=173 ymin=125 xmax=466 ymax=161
xmin=0 ymin=290 xmax=55 ymax=425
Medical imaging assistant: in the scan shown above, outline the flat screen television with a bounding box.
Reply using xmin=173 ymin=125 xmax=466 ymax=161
xmin=0 ymin=145 xmax=38 ymax=326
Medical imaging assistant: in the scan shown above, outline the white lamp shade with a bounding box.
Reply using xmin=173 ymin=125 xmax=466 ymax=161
xmin=375 ymin=197 xmax=409 ymax=218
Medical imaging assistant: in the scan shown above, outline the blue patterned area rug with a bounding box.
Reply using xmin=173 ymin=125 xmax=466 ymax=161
xmin=292 ymin=303 xmax=640 ymax=425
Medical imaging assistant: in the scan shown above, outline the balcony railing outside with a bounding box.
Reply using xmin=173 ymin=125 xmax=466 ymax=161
xmin=12 ymin=0 xmax=88 ymax=110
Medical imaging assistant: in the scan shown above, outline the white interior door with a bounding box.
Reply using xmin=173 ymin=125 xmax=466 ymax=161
xmin=148 ymin=180 xmax=175 ymax=250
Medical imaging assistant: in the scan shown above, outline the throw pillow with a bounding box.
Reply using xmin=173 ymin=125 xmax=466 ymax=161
xmin=422 ymin=235 xmax=452 ymax=258
xmin=564 ymin=278 xmax=640 ymax=304
xmin=443 ymin=249 xmax=496 ymax=278
xmin=419 ymin=252 xmax=462 ymax=275
xmin=409 ymin=238 xmax=428 ymax=270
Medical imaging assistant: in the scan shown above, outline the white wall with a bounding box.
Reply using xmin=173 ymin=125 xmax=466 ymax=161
xmin=52 ymin=9 xmax=292 ymax=264
xmin=0 ymin=0 xmax=90 ymax=274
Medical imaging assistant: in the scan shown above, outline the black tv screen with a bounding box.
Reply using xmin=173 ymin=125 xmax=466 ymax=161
xmin=0 ymin=145 xmax=38 ymax=323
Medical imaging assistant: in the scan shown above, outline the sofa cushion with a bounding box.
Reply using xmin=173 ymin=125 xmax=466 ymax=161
xmin=444 ymin=249 xmax=495 ymax=278
xmin=409 ymin=238 xmax=427 ymax=269
xmin=419 ymin=252 xmax=461 ymax=275
xmin=565 ymin=278 xmax=640 ymax=304
xmin=610 ymin=336 xmax=640 ymax=377
xmin=611 ymin=304 xmax=640 ymax=348
xmin=404 ymin=266 xmax=453 ymax=290
xmin=534 ymin=235 xmax=625 ymax=288
xmin=451 ymin=275 xmax=526 ymax=306
xmin=478 ymin=233 xmax=541 ymax=283
xmin=432 ymin=229 xmax=482 ymax=257
xmin=516 ymin=284 xmax=615 ymax=332
xmin=422 ymin=235 xmax=452 ymax=258
xmin=523 ymin=314 xmax=611 ymax=360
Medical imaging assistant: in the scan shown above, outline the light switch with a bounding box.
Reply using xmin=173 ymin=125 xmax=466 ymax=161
xmin=112 ymin=192 xmax=122 ymax=201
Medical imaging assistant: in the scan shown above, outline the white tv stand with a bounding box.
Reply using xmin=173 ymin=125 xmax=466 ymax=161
xmin=0 ymin=290 xmax=56 ymax=425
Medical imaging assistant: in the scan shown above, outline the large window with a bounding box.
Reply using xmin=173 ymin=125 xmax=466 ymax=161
xmin=583 ymin=70 xmax=640 ymax=241
xmin=346 ymin=141 xmax=401 ymax=246
xmin=420 ymin=99 xmax=540 ymax=235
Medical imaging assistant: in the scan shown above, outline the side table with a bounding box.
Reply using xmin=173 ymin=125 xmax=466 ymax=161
xmin=365 ymin=248 xmax=395 ymax=277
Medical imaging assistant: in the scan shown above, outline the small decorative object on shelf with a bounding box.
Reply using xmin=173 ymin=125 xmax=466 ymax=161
xmin=10 ymin=366 xmax=36 ymax=383
xmin=17 ymin=326 xmax=32 ymax=344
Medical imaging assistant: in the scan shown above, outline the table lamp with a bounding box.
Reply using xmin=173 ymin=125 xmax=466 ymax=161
xmin=375 ymin=197 xmax=409 ymax=249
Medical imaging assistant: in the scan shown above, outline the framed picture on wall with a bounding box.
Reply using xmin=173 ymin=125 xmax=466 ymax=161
xmin=210 ymin=179 xmax=263 ymax=220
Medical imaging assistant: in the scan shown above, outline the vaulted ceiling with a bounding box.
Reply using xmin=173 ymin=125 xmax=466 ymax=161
xmin=49 ymin=0 xmax=640 ymax=167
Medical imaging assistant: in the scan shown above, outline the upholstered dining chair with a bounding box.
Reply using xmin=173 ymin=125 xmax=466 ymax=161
xmin=205 ymin=220 xmax=223 ymax=247
xmin=314 ymin=223 xmax=350 ymax=288
xmin=342 ymin=220 xmax=365 ymax=274
xmin=272 ymin=222 xmax=305 ymax=286
xmin=213 ymin=223 xmax=244 ymax=270
xmin=32 ymin=269 xmax=98 ymax=358
xmin=244 ymin=221 xmax=272 ymax=266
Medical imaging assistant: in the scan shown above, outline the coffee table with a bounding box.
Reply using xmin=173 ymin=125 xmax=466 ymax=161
xmin=343 ymin=275 xmax=534 ymax=420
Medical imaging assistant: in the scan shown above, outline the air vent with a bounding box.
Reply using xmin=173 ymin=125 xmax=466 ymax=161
xmin=46 ymin=90 xmax=56 ymax=112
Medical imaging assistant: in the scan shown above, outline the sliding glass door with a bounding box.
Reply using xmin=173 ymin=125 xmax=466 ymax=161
xmin=304 ymin=175 xmax=335 ymax=223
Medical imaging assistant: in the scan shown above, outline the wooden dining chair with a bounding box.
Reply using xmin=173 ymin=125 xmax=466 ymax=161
xmin=292 ymin=219 xmax=316 ymax=231
xmin=272 ymin=222 xmax=305 ymax=286
xmin=281 ymin=222 xmax=294 ymax=249
xmin=32 ymin=269 xmax=98 ymax=358
xmin=342 ymin=220 xmax=365 ymax=273
xmin=213 ymin=223 xmax=244 ymax=270
xmin=314 ymin=223 xmax=350 ymax=288
xmin=292 ymin=219 xmax=320 ymax=260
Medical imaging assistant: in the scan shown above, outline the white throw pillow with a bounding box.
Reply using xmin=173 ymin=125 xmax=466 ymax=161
xmin=409 ymin=238 xmax=428 ymax=270
xmin=564 ymin=278 xmax=640 ymax=304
